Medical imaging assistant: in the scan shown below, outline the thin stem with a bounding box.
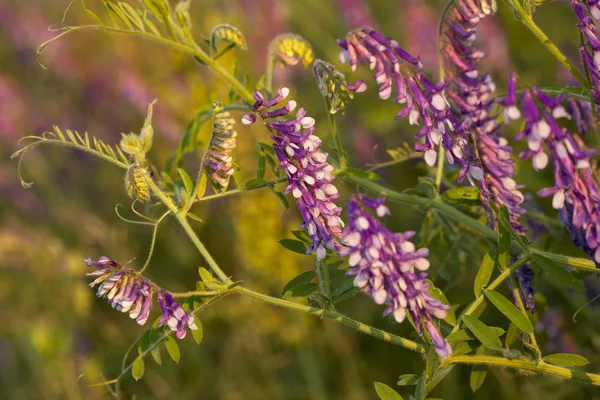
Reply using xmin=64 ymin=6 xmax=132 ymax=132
xmin=138 ymin=210 xmax=171 ymax=274
xmin=265 ymin=58 xmax=276 ymax=93
xmin=323 ymin=97 xmax=347 ymax=169
xmin=171 ymin=290 xmax=222 ymax=298
xmin=146 ymin=178 xmax=230 ymax=283
xmin=233 ymin=286 xmax=426 ymax=353
xmin=196 ymin=176 xmax=287 ymax=202
xmin=366 ymin=153 xmax=423 ymax=172
xmin=445 ymin=355 xmax=600 ymax=386
xmin=503 ymin=0 xmax=588 ymax=87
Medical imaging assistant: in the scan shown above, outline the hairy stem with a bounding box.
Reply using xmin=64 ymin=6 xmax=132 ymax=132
xmin=445 ymin=355 xmax=600 ymax=386
xmin=233 ymin=286 xmax=426 ymax=353
xmin=197 ymin=176 xmax=287 ymax=202
xmin=323 ymin=97 xmax=348 ymax=169
xmin=503 ymin=0 xmax=588 ymax=87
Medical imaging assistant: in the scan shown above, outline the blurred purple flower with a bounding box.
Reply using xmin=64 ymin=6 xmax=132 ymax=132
xmin=337 ymin=28 xmax=483 ymax=185
xmin=513 ymin=263 xmax=535 ymax=313
xmin=572 ymin=0 xmax=600 ymax=104
xmin=334 ymin=0 xmax=377 ymax=29
xmin=513 ymin=86 xmax=600 ymax=264
xmin=85 ymin=257 xmax=198 ymax=338
xmin=242 ymin=88 xmax=344 ymax=260
xmin=443 ymin=2 xmax=526 ymax=234
xmin=401 ymin=0 xmax=438 ymax=73
xmin=339 ymin=194 xmax=452 ymax=358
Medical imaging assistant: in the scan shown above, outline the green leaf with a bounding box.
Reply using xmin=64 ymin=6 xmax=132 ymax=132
xmin=198 ymin=267 xmax=214 ymax=282
xmin=281 ymin=271 xmax=315 ymax=296
xmin=244 ymin=178 xmax=267 ymax=188
xmin=291 ymin=229 xmax=311 ymax=243
xmin=426 ymin=280 xmax=456 ymax=326
xmin=177 ymin=168 xmax=194 ymax=195
xmin=484 ymin=290 xmax=534 ymax=333
xmin=374 ymin=382 xmax=403 ymax=400
xmin=505 ymin=323 xmax=520 ymax=348
xmin=414 ymin=373 xmax=426 ymax=400
xmin=256 ymin=150 xmax=266 ymax=179
xmin=195 ymin=171 xmax=208 ymax=199
xmin=497 ymin=209 xmax=511 ymax=271
xmin=345 ymin=167 xmax=381 ymax=181
xmin=191 ymin=320 xmax=203 ymax=345
xmin=132 ymin=357 xmax=145 ymax=380
xmin=417 ymin=177 xmax=437 ymax=198
xmin=543 ymin=353 xmax=590 ymax=367
xmin=461 ymin=315 xmax=502 ymax=350
xmin=530 ymin=253 xmax=584 ymax=290
xmin=150 ymin=347 xmax=162 ymax=365
xmin=446 ymin=327 xmax=506 ymax=343
xmin=441 ymin=187 xmax=480 ymax=205
xmin=424 ymin=366 xmax=454 ymax=395
xmin=286 ymin=282 xmax=318 ymax=297
xmin=279 ymin=239 xmax=308 ymax=255
xmin=333 ymin=287 xmax=361 ymax=304
xmin=470 ymin=346 xmax=487 ymax=392
xmin=452 ymin=341 xmax=479 ymax=356
xmin=474 ymin=253 xmax=494 ymax=297
xmin=397 ymin=374 xmax=420 ymax=386
xmin=268 ymin=186 xmax=289 ymax=209
xmin=164 ymin=337 xmax=180 ymax=363
xmin=187 ymin=212 xmax=204 ymax=223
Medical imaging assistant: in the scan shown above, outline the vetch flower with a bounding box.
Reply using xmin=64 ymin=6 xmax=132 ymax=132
xmin=85 ymin=257 xmax=199 ymax=338
xmin=572 ymin=0 xmax=600 ymax=104
xmin=513 ymin=86 xmax=600 ymax=264
xmin=203 ymin=102 xmax=237 ymax=192
xmin=242 ymin=88 xmax=344 ymax=260
xmin=339 ymin=194 xmax=452 ymax=358
xmin=444 ymin=1 xmax=526 ymax=234
xmin=337 ymin=27 xmax=483 ymax=185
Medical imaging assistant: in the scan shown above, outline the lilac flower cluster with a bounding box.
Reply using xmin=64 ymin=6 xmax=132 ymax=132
xmin=510 ymin=85 xmax=600 ymax=264
xmin=443 ymin=1 xmax=527 ymax=234
xmin=337 ymin=28 xmax=484 ymax=185
xmin=204 ymin=102 xmax=237 ymax=192
xmin=339 ymin=194 xmax=452 ymax=358
xmin=242 ymin=88 xmax=344 ymax=260
xmin=572 ymin=0 xmax=600 ymax=104
xmin=86 ymin=257 xmax=198 ymax=338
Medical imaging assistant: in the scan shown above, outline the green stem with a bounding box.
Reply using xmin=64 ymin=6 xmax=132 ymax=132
xmin=197 ymin=176 xmax=287 ymax=202
xmin=366 ymin=154 xmax=423 ymax=172
xmin=323 ymin=97 xmax=347 ymax=169
xmin=504 ymin=0 xmax=588 ymax=87
xmin=171 ymin=290 xmax=222 ymax=298
xmin=146 ymin=179 xmax=230 ymax=283
xmin=233 ymin=286 xmax=426 ymax=353
xmin=265 ymin=59 xmax=276 ymax=93
xmin=138 ymin=211 xmax=171 ymax=274
xmin=531 ymin=249 xmax=598 ymax=271
xmin=316 ymin=258 xmax=333 ymax=306
xmin=445 ymin=355 xmax=600 ymax=386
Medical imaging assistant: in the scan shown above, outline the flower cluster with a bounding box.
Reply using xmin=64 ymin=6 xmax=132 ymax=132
xmin=566 ymin=97 xmax=595 ymax=137
xmin=512 ymin=86 xmax=600 ymax=264
xmin=242 ymin=88 xmax=344 ymax=260
xmin=337 ymin=27 xmax=483 ymax=185
xmin=443 ymin=1 xmax=526 ymax=234
xmin=203 ymin=102 xmax=237 ymax=192
xmin=572 ymin=0 xmax=600 ymax=104
xmin=269 ymin=33 xmax=314 ymax=67
xmin=312 ymin=59 xmax=367 ymax=114
xmin=340 ymin=194 xmax=452 ymax=358
xmin=513 ymin=263 xmax=535 ymax=313
xmin=85 ymin=257 xmax=198 ymax=338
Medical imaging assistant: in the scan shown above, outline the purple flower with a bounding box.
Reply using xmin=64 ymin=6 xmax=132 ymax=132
xmin=444 ymin=2 xmax=526 ymax=234
xmin=513 ymin=87 xmax=600 ymax=264
xmin=513 ymin=263 xmax=535 ymax=313
xmin=572 ymin=0 xmax=600 ymax=104
xmin=85 ymin=257 xmax=198 ymax=338
xmin=157 ymin=290 xmax=198 ymax=339
xmin=337 ymin=28 xmax=483 ymax=184
xmin=203 ymin=102 xmax=237 ymax=192
xmin=339 ymin=194 xmax=451 ymax=358
xmin=242 ymin=88 xmax=344 ymax=260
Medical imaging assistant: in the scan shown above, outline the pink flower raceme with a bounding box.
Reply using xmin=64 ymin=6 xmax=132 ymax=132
xmin=340 ymin=194 xmax=452 ymax=358
xmin=572 ymin=0 xmax=600 ymax=104
xmin=443 ymin=1 xmax=526 ymax=234
xmin=337 ymin=27 xmax=484 ymax=186
xmin=242 ymin=88 xmax=345 ymax=260
xmin=511 ymin=86 xmax=600 ymax=265
xmin=85 ymin=257 xmax=198 ymax=338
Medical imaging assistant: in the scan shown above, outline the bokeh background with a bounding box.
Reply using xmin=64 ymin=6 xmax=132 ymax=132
xmin=2 ymin=0 xmax=600 ymax=399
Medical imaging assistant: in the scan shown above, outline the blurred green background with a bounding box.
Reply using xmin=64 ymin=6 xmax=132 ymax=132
xmin=2 ymin=0 xmax=600 ymax=399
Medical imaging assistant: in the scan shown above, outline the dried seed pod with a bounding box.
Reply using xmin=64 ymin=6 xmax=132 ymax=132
xmin=125 ymin=162 xmax=151 ymax=202
xmin=203 ymin=102 xmax=237 ymax=192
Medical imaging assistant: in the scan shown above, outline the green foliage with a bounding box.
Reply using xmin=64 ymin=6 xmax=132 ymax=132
xmin=484 ymin=290 xmax=534 ymax=333
xmin=461 ymin=315 xmax=503 ymax=351
xmin=474 ymin=253 xmax=495 ymax=297
xmin=374 ymin=382 xmax=403 ymax=400
xmin=542 ymin=353 xmax=590 ymax=367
